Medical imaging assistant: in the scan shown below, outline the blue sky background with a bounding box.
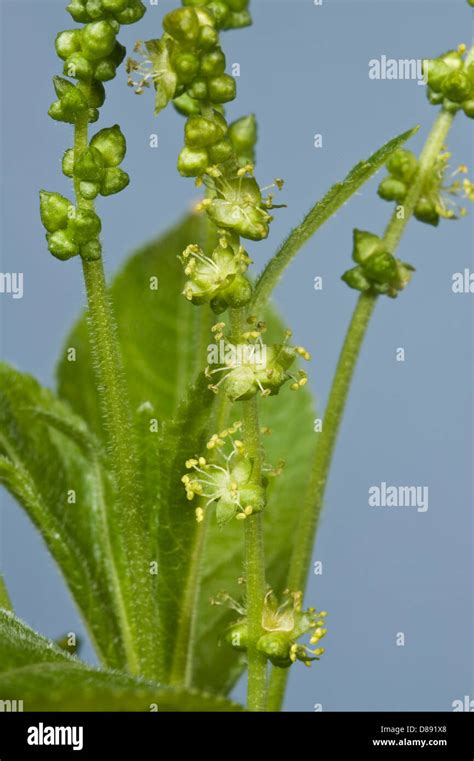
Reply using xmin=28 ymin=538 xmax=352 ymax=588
xmin=0 ymin=0 xmax=472 ymax=710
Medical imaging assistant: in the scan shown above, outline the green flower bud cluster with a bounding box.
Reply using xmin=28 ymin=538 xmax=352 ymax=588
xmin=423 ymin=46 xmax=474 ymax=118
xmin=42 ymin=3 xmax=142 ymax=262
xmin=342 ymin=230 xmax=414 ymax=298
xmin=67 ymin=0 xmax=146 ymax=27
xmin=128 ymin=9 xmax=236 ymax=111
xmin=177 ymin=112 xmax=257 ymax=178
xmin=182 ymin=0 xmax=252 ymax=31
xmin=55 ymin=23 xmax=127 ymax=83
xmin=48 ymin=76 xmax=105 ymax=124
xmin=378 ymin=148 xmax=473 ymax=226
xmin=180 ymin=234 xmax=252 ymax=312
xmin=223 ymin=590 xmax=328 ymax=669
xmin=39 ymin=191 xmax=102 ymax=261
xmin=182 ymin=422 xmax=266 ymax=526
xmin=63 ymin=125 xmax=130 ymax=199
xmin=205 ymin=322 xmax=310 ymax=401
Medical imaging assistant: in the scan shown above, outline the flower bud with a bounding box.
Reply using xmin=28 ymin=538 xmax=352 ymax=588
xmin=46 ymin=230 xmax=80 ymax=261
xmin=442 ymin=70 xmax=472 ymax=103
xmin=206 ymin=0 xmax=230 ymax=25
xmin=80 ymin=238 xmax=102 ymax=261
xmin=224 ymin=621 xmax=248 ymax=652
xmin=188 ymin=78 xmax=209 ymax=100
xmin=83 ymin=0 xmax=104 ymax=17
xmin=200 ymin=48 xmax=226 ymax=77
xmin=228 ymin=114 xmax=257 ymax=163
xmin=207 ymin=74 xmax=236 ymax=103
xmin=173 ymin=92 xmax=201 ymax=116
xmin=68 ymin=208 xmax=102 ymax=243
xmin=62 ymin=149 xmax=75 ymax=178
xmin=63 ymin=52 xmax=94 ymax=81
xmin=39 ymin=191 xmax=72 ymax=233
xmin=386 ymin=149 xmax=417 ymax=183
xmin=362 ymin=250 xmax=398 ymax=285
xmin=103 ymin=0 xmax=129 ymax=11
xmin=341 ymin=266 xmax=371 ymax=293
xmin=198 ymin=24 xmax=219 ymax=50
xmin=49 ymin=77 xmax=89 ymax=123
xmin=208 ymin=138 xmax=234 ymax=164
xmin=184 ymin=114 xmax=227 ymax=148
xmin=100 ymin=167 xmax=130 ymax=195
xmin=79 ymin=79 xmax=106 ymax=108
xmin=463 ymin=99 xmax=474 ymax=118
xmin=257 ymin=632 xmax=292 ymax=668
xmin=79 ymin=181 xmax=101 ymax=200
xmin=423 ymin=50 xmax=462 ymax=93
xmin=66 ymin=0 xmax=91 ymax=23
xmin=414 ymin=198 xmax=439 ymax=226
xmin=80 ymin=21 xmax=117 ymax=61
xmin=174 ymin=52 xmax=200 ymax=84
xmin=163 ymin=8 xmax=200 ymax=43
xmin=211 ymin=273 xmax=252 ymax=312
xmin=74 ymin=146 xmax=106 ymax=182
xmin=90 ymin=125 xmax=127 ymax=166
xmin=352 ymin=229 xmax=384 ymax=265
xmin=178 ymin=146 xmax=209 ymax=176
xmin=55 ymin=29 xmax=82 ymax=60
xmin=114 ymin=0 xmax=146 ymax=24
xmin=377 ymin=177 xmax=407 ymax=202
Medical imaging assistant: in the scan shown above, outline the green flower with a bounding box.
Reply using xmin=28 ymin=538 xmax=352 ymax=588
xmin=205 ymin=322 xmax=310 ymax=401
xmin=222 ymin=589 xmax=328 ymax=669
xmin=423 ymin=45 xmax=474 ymax=117
xmin=182 ymin=422 xmax=266 ymax=526
xmin=180 ymin=235 xmax=252 ymax=312
xmin=127 ymin=9 xmax=237 ymax=112
xmin=39 ymin=191 xmax=102 ymax=261
xmin=378 ymin=148 xmax=473 ymax=226
xmin=182 ymin=0 xmax=252 ymax=31
xmin=66 ymin=0 xmax=146 ymax=25
xmin=342 ymin=229 xmax=414 ymax=298
xmin=201 ymin=166 xmax=283 ymax=241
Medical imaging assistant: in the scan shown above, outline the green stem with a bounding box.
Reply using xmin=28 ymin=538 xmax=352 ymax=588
xmin=250 ymin=127 xmax=418 ymax=314
xmin=383 ymin=110 xmax=454 ymax=252
xmin=74 ymin=104 xmax=157 ymax=679
xmin=169 ymin=510 xmax=210 ymax=688
xmin=267 ymin=96 xmax=466 ymax=711
xmin=229 ymin=308 xmax=268 ymax=711
xmin=242 ymin=400 xmax=268 ymax=712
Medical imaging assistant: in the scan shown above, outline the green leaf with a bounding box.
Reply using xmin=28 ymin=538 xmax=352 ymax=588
xmin=57 ymin=215 xmax=317 ymax=696
xmin=0 ymin=663 xmax=244 ymax=711
xmin=145 ymin=38 xmax=178 ymax=115
xmin=0 ymin=609 xmax=75 ymax=671
xmin=252 ymin=126 xmax=420 ymax=310
xmin=0 ymin=363 xmax=126 ymax=669
xmin=0 ymin=610 xmax=243 ymax=711
xmin=57 ymin=213 xmax=216 ymax=436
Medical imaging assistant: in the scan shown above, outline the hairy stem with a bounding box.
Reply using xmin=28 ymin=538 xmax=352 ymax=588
xmin=267 ymin=95 xmax=466 ymax=711
xmin=74 ymin=105 xmax=157 ymax=679
xmin=250 ymin=127 xmax=418 ymax=314
xmin=230 ymin=308 xmax=268 ymax=711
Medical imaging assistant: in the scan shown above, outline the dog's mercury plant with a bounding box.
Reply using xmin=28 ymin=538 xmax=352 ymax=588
xmin=0 ymin=0 xmax=471 ymax=714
